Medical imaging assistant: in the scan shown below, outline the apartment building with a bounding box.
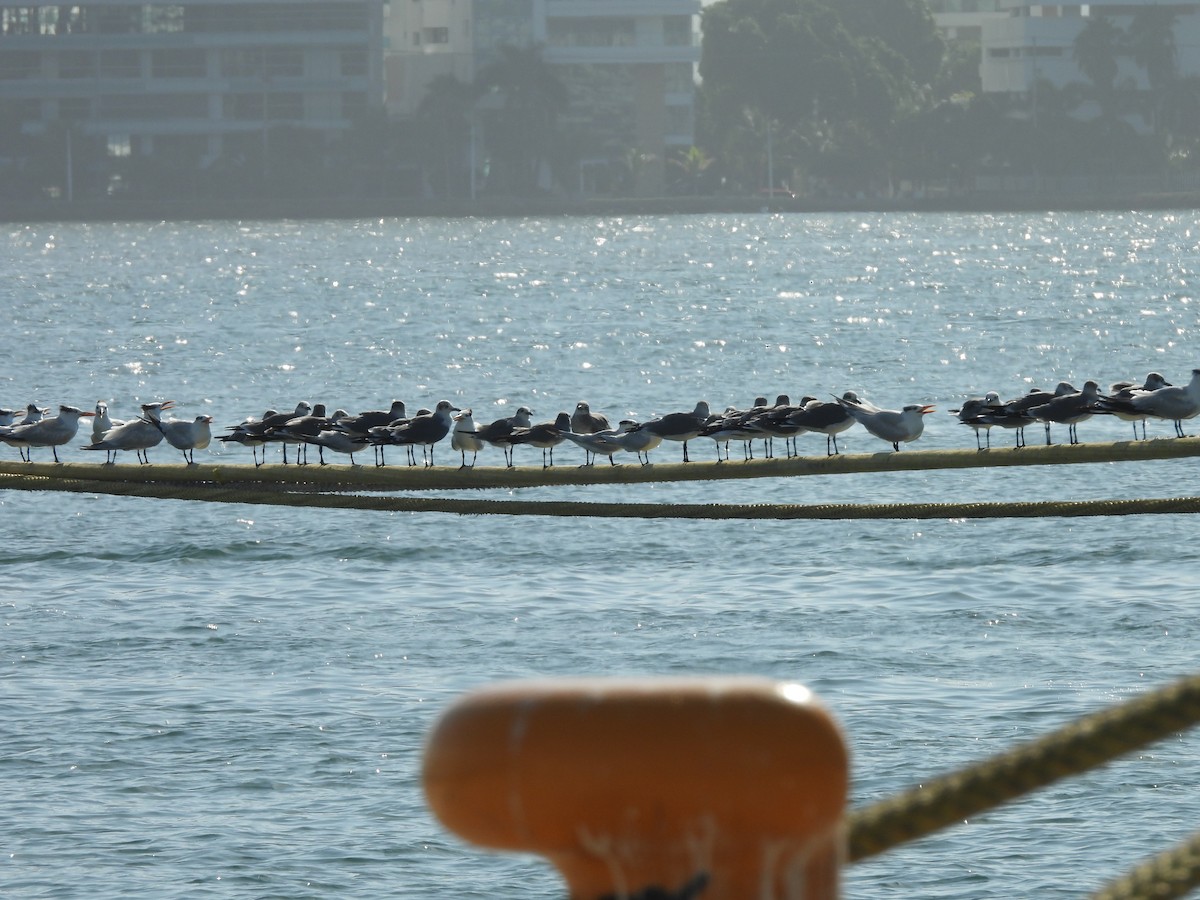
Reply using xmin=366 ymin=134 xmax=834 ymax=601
xmin=0 ymin=0 xmax=384 ymax=192
xmin=979 ymin=0 xmax=1200 ymax=96
xmin=385 ymin=0 xmax=701 ymax=196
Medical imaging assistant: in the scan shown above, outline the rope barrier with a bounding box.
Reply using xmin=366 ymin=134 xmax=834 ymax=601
xmin=845 ymin=673 xmax=1200 ymax=863
xmin=2 ymin=435 xmax=1199 ymax=492
xmin=1088 ymin=830 xmax=1200 ymax=900
xmin=4 ymin=472 xmax=1200 ymax=519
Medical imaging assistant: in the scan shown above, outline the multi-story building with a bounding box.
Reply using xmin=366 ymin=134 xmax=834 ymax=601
xmin=978 ymin=0 xmax=1200 ymax=97
xmin=0 ymin=0 xmax=384 ymax=196
xmin=385 ymin=0 xmax=701 ymax=196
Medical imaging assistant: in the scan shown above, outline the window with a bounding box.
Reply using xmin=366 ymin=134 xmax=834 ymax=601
xmin=100 ymin=49 xmax=140 ymax=78
xmin=152 ymin=48 xmax=206 ymax=78
xmin=423 ymin=26 xmax=449 ymax=44
xmin=59 ymin=50 xmax=96 ymax=79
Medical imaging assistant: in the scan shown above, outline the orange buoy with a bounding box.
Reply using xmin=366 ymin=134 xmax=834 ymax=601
xmin=422 ymin=676 xmax=848 ymax=899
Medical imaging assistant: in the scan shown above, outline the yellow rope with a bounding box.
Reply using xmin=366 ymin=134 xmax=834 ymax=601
xmin=3 ymin=472 xmax=1200 ymax=519
xmin=846 ymin=673 xmax=1200 ymax=863
xmin=1088 ymin=830 xmax=1200 ymax=900
xmin=2 ymin=435 xmax=1199 ymax=492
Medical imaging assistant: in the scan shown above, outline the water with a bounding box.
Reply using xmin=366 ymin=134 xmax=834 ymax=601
xmin=2 ymin=211 xmax=1199 ymax=898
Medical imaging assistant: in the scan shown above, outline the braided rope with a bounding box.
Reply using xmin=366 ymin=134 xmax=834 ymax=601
xmin=2 ymin=435 xmax=1199 ymax=492
xmin=1088 ymin=830 xmax=1200 ymax=900
xmin=3 ymin=472 xmax=1200 ymax=519
xmin=846 ymin=674 xmax=1200 ymax=864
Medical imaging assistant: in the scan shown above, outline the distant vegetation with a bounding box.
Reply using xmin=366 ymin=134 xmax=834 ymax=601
xmin=2 ymin=1 xmax=1198 ymax=207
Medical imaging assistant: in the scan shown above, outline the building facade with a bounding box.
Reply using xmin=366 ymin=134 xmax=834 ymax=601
xmin=385 ymin=0 xmax=701 ymax=196
xmin=978 ymin=1 xmax=1200 ymax=97
xmin=0 ymin=0 xmax=384 ymax=196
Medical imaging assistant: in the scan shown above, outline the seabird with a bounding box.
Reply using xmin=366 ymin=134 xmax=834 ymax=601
xmin=1099 ymin=368 xmax=1200 ymax=438
xmin=474 ymin=406 xmax=534 ymax=467
xmin=561 ymin=421 xmax=634 ymax=466
xmin=835 ymin=395 xmax=934 ymax=451
xmin=81 ymin=401 xmax=174 ymax=464
xmin=784 ymin=394 xmax=858 ymax=456
xmin=451 ymin=409 xmax=484 ymax=469
xmin=607 ymin=420 xmax=664 ymax=465
xmin=950 ymin=391 xmax=1003 ymax=450
xmin=1101 ymin=374 xmax=1170 ymax=440
xmin=1027 ymin=380 xmax=1102 ymax=445
xmin=507 ymin=411 xmax=572 ymax=469
xmin=1 ymin=404 xmax=95 ymax=462
xmin=382 ymin=400 xmax=458 ymax=467
xmin=303 ymin=428 xmax=368 ymax=465
xmin=217 ymin=408 xmax=279 ymax=467
xmin=639 ymin=401 xmax=710 ymax=462
xmin=154 ymin=414 xmax=214 ymax=464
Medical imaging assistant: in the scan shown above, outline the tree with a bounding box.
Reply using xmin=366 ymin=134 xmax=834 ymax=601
xmin=414 ymin=74 xmax=478 ymax=199
xmin=474 ymin=45 xmax=568 ymax=196
xmin=1073 ymin=15 xmax=1123 ymax=116
xmin=1127 ymin=6 xmax=1177 ymax=136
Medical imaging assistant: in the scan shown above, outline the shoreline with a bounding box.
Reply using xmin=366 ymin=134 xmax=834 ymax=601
xmin=4 ymin=191 xmax=1200 ymax=224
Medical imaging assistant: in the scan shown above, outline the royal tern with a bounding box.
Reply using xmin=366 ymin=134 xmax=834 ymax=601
xmin=640 ymin=401 xmax=711 ymax=462
xmin=81 ymin=401 xmax=174 ymax=464
xmin=155 ymin=414 xmax=214 ymax=464
xmin=607 ymin=420 xmax=664 ymax=465
xmin=1 ymin=404 xmax=95 ymax=462
xmin=835 ymin=395 xmax=934 ymax=451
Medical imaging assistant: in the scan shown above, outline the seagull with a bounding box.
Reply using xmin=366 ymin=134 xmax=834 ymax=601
xmin=263 ymin=403 xmax=335 ymax=465
xmin=835 ymin=395 xmax=934 ymax=451
xmin=1099 ymin=368 xmax=1200 ymax=438
xmin=639 ymin=401 xmax=711 ymax=462
xmin=474 ymin=406 xmax=534 ymax=467
xmin=1027 ymin=380 xmax=1102 ymax=445
xmin=381 ymin=400 xmax=458 ymax=467
xmin=217 ymin=408 xmax=280 ymax=467
xmin=0 ymin=404 xmax=95 ymax=462
xmin=700 ymin=404 xmax=763 ymax=462
xmin=561 ymin=421 xmax=634 ymax=466
xmin=303 ymin=428 xmax=368 ymax=465
xmin=950 ymin=391 xmax=1003 ymax=450
xmin=571 ymin=401 xmax=610 ymax=433
xmin=0 ymin=408 xmax=16 ymax=428
xmin=607 ymin=420 xmax=664 ymax=465
xmin=507 ymin=411 xmax=573 ymax=469
xmin=451 ymin=409 xmax=485 ymax=468
xmin=154 ymin=414 xmax=214 ymax=464
xmin=81 ymin=401 xmax=174 ymax=464
xmin=334 ymin=400 xmax=407 ymax=437
xmin=1101 ymin=374 xmax=1171 ymax=440
xmin=784 ymin=393 xmax=858 ymax=456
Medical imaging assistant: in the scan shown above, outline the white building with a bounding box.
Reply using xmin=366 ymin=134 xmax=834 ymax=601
xmin=978 ymin=1 xmax=1200 ymax=96
xmin=385 ymin=0 xmax=701 ymax=195
xmin=0 ymin=0 xmax=384 ymax=186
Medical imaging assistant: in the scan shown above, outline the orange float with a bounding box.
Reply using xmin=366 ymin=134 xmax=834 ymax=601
xmin=422 ymin=676 xmax=848 ymax=899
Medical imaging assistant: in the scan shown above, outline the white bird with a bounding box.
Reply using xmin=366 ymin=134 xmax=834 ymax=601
xmin=607 ymin=421 xmax=664 ymax=465
xmin=82 ymin=401 xmax=174 ymax=464
xmin=155 ymin=414 xmax=213 ymax=464
xmin=561 ymin=421 xmax=635 ymax=466
xmin=451 ymin=409 xmax=485 ymax=469
xmin=1101 ymin=368 xmax=1200 ymax=438
xmin=836 ymin=395 xmax=934 ymax=451
xmin=0 ymin=404 xmax=95 ymax=462
xmin=303 ymin=428 xmax=368 ymax=465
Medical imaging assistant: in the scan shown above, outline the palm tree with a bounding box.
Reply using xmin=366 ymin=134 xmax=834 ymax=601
xmin=1073 ymin=15 xmax=1123 ymax=117
xmin=474 ymin=45 xmax=568 ymax=197
xmin=668 ymin=146 xmax=715 ymax=195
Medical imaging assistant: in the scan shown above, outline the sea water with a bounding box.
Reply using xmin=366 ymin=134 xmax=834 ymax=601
xmin=2 ymin=211 xmax=1199 ymax=898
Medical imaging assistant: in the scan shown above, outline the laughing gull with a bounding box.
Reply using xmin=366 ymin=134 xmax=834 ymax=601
xmin=639 ymin=400 xmax=710 ymax=462
xmin=784 ymin=393 xmax=859 ymax=456
xmin=1026 ymin=380 xmax=1102 ymax=445
xmin=474 ymin=406 xmax=534 ymax=467
xmin=507 ymin=412 xmax=572 ymax=469
xmin=950 ymin=391 xmax=1003 ymax=450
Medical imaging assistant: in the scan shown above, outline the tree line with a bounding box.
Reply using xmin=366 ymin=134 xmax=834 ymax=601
xmin=2 ymin=2 xmax=1198 ymax=205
